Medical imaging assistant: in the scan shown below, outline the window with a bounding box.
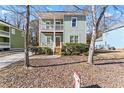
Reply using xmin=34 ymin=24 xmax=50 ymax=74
xmin=12 ymin=29 xmax=15 ymax=35
xmin=75 ymin=36 xmax=78 ymax=43
xmin=47 ymin=36 xmax=52 ymax=45
xmin=70 ymin=36 xmax=78 ymax=43
xmin=71 ymin=17 xmax=77 ymax=27
xmin=46 ymin=21 xmax=51 ymax=29
xmin=70 ymin=36 xmax=74 ymax=43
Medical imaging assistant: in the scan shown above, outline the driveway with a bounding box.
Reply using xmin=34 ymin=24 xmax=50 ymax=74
xmin=0 ymin=52 xmax=32 ymax=69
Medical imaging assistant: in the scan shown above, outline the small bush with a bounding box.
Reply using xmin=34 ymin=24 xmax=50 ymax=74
xmin=71 ymin=52 xmax=80 ymax=55
xmin=30 ymin=46 xmax=39 ymax=55
xmin=44 ymin=47 xmax=53 ymax=55
xmin=37 ymin=47 xmax=43 ymax=54
xmin=61 ymin=43 xmax=89 ymax=55
xmin=83 ymin=52 xmax=89 ymax=56
xmin=31 ymin=46 xmax=53 ymax=55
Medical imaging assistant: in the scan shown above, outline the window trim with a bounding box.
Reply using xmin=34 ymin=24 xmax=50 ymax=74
xmin=71 ymin=17 xmax=77 ymax=27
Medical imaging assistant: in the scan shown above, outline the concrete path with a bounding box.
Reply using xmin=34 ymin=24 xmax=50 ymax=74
xmin=0 ymin=52 xmax=32 ymax=69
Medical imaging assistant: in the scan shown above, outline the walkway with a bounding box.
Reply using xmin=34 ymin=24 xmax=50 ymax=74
xmin=0 ymin=52 xmax=32 ymax=69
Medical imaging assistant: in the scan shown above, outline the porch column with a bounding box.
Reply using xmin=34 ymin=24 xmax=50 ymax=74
xmin=39 ymin=17 xmax=42 ymax=46
xmin=53 ymin=15 xmax=56 ymax=54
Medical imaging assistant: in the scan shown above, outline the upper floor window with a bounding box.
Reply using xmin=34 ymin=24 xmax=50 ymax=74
xmin=12 ymin=29 xmax=15 ymax=35
xmin=71 ymin=17 xmax=77 ymax=27
xmin=46 ymin=21 xmax=51 ymax=29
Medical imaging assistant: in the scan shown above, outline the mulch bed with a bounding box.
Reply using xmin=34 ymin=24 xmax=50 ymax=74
xmin=0 ymin=54 xmax=124 ymax=88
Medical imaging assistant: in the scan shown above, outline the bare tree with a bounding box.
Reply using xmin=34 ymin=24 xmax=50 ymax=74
xmin=29 ymin=20 xmax=39 ymax=46
xmin=87 ymin=5 xmax=108 ymax=64
xmin=24 ymin=5 xmax=30 ymax=67
xmin=0 ymin=6 xmax=26 ymax=29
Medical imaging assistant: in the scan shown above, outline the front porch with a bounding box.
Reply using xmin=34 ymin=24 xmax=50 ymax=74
xmin=0 ymin=37 xmax=10 ymax=50
xmin=40 ymin=32 xmax=63 ymax=55
xmin=0 ymin=42 xmax=10 ymax=49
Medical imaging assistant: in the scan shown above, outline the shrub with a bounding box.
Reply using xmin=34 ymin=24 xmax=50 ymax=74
xmin=71 ymin=52 xmax=80 ymax=55
xmin=61 ymin=43 xmax=89 ymax=55
xmin=37 ymin=47 xmax=43 ymax=54
xmin=31 ymin=46 xmax=53 ymax=55
xmin=43 ymin=47 xmax=53 ymax=55
xmin=30 ymin=46 xmax=39 ymax=55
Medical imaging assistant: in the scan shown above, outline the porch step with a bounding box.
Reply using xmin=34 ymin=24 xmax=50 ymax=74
xmin=55 ymin=47 xmax=61 ymax=55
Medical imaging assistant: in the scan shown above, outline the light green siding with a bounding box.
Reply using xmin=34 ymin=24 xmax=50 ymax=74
xmin=63 ymin=15 xmax=86 ymax=44
xmin=0 ymin=21 xmax=24 ymax=49
xmin=0 ymin=37 xmax=9 ymax=42
xmin=0 ymin=23 xmax=9 ymax=31
xmin=0 ymin=37 xmax=4 ymax=42
xmin=10 ymin=28 xmax=24 ymax=48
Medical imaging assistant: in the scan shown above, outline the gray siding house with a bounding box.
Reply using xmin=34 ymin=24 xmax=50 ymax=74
xmin=95 ymin=21 xmax=124 ymax=50
xmin=38 ymin=11 xmax=87 ymax=54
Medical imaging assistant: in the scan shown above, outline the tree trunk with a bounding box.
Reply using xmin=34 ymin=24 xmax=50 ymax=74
xmin=24 ymin=5 xmax=30 ymax=67
xmin=87 ymin=5 xmax=97 ymax=64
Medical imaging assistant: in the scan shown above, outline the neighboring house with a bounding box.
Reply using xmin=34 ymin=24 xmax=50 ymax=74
xmin=0 ymin=20 xmax=24 ymax=50
xmin=38 ymin=11 xmax=87 ymax=54
xmin=95 ymin=21 xmax=124 ymax=50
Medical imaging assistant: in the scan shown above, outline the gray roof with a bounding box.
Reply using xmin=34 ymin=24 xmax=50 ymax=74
xmin=96 ymin=21 xmax=124 ymax=42
xmin=104 ymin=21 xmax=124 ymax=33
xmin=96 ymin=36 xmax=103 ymax=42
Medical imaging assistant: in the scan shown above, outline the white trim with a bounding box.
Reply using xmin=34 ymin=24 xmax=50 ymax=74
xmin=9 ymin=27 xmax=11 ymax=49
xmin=53 ymin=16 xmax=56 ymax=54
xmin=39 ymin=18 xmax=42 ymax=46
xmin=71 ymin=17 xmax=77 ymax=28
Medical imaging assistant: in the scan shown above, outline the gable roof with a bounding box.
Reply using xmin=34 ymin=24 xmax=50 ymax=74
xmin=37 ymin=11 xmax=88 ymax=19
xmin=0 ymin=20 xmax=24 ymax=31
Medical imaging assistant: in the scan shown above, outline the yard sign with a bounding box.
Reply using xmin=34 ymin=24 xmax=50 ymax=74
xmin=73 ymin=72 xmax=80 ymax=88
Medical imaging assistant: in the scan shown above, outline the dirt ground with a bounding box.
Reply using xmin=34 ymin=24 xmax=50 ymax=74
xmin=0 ymin=50 xmax=124 ymax=88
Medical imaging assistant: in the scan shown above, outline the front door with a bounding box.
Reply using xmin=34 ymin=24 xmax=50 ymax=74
xmin=56 ymin=36 xmax=61 ymax=47
xmin=55 ymin=36 xmax=61 ymax=55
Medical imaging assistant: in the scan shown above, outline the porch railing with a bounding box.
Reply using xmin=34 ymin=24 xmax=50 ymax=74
xmin=0 ymin=42 xmax=10 ymax=48
xmin=41 ymin=24 xmax=63 ymax=31
xmin=0 ymin=30 xmax=10 ymax=37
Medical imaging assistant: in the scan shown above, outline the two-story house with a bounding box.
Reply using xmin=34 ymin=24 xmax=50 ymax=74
xmin=0 ymin=20 xmax=24 ymax=51
xmin=38 ymin=11 xmax=87 ymax=54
